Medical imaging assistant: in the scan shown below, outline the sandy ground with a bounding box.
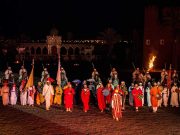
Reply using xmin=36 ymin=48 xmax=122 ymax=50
xmin=0 ymin=101 xmax=180 ymax=135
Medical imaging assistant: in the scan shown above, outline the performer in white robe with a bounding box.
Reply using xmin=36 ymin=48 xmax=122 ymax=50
xmin=162 ymin=85 xmax=169 ymax=107
xmin=41 ymin=68 xmax=50 ymax=83
xmin=1 ymin=81 xmax=9 ymax=106
xmin=20 ymin=80 xmax=27 ymax=105
xmin=157 ymin=82 xmax=163 ymax=107
xmin=42 ymin=78 xmax=54 ymax=110
xmin=27 ymin=86 xmax=36 ymax=106
xmin=170 ymin=83 xmax=179 ymax=107
xmin=4 ymin=67 xmax=13 ymax=80
xmin=139 ymin=83 xmax=144 ymax=106
xmin=10 ymin=84 xmax=17 ymax=105
xmin=145 ymin=82 xmax=151 ymax=107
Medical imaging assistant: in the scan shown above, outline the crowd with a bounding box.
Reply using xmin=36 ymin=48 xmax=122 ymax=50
xmin=0 ymin=66 xmax=180 ymax=122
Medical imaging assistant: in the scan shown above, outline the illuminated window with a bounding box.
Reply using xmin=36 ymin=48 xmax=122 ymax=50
xmin=160 ymin=39 xmax=164 ymax=45
xmin=146 ymin=39 xmax=150 ymax=46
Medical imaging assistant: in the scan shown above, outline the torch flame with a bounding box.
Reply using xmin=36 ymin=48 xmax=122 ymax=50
xmin=148 ymin=56 xmax=156 ymax=71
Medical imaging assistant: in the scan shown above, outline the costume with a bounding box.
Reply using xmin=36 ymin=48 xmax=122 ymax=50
xmin=42 ymin=83 xmax=54 ymax=110
xmin=150 ymin=85 xmax=161 ymax=112
xmin=111 ymin=89 xmax=122 ymax=121
xmin=120 ymin=82 xmax=128 ymax=110
xmin=145 ymin=85 xmax=152 ymax=107
xmin=157 ymin=85 xmax=163 ymax=107
xmin=19 ymin=66 xmax=27 ymax=82
xmin=170 ymin=85 xmax=179 ymax=107
xmin=81 ymin=88 xmax=90 ymax=112
xmin=27 ymin=86 xmax=36 ymax=106
xmin=4 ymin=67 xmax=13 ymax=80
xmin=41 ymin=68 xmax=50 ymax=84
xmin=20 ymin=80 xmax=27 ymax=106
xmin=128 ymin=84 xmax=134 ymax=106
xmin=97 ymin=86 xmax=105 ymax=112
xmin=10 ymin=84 xmax=17 ymax=105
xmin=162 ymin=86 xmax=169 ymax=107
xmin=132 ymin=87 xmax=143 ymax=111
xmin=54 ymin=85 xmax=63 ymax=105
xmin=1 ymin=84 xmax=9 ymax=106
xmin=138 ymin=83 xmax=144 ymax=106
xmin=64 ymin=85 xmax=75 ymax=111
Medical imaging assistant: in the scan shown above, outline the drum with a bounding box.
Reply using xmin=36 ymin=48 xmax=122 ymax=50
xmin=102 ymin=89 xmax=110 ymax=96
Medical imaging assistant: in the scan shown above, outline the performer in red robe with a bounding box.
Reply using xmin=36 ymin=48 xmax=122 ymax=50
xmin=97 ymin=83 xmax=105 ymax=112
xmin=104 ymin=82 xmax=113 ymax=110
xmin=132 ymin=83 xmax=143 ymax=112
xmin=64 ymin=82 xmax=75 ymax=112
xmin=81 ymin=84 xmax=90 ymax=112
xmin=111 ymin=85 xmax=123 ymax=121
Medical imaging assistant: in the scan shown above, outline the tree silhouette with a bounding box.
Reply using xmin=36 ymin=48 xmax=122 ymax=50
xmin=98 ymin=28 xmax=121 ymax=58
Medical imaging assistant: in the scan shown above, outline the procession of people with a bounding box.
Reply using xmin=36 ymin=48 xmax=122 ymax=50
xmin=0 ymin=65 xmax=180 ymax=122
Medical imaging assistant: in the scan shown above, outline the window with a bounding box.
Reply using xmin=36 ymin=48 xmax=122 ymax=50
xmin=160 ymin=39 xmax=164 ymax=45
xmin=146 ymin=39 xmax=150 ymax=46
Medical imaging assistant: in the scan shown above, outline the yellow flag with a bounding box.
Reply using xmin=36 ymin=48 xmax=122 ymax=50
xmin=25 ymin=60 xmax=34 ymax=90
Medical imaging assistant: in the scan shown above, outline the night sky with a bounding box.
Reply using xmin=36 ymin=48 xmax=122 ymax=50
xmin=0 ymin=0 xmax=145 ymax=39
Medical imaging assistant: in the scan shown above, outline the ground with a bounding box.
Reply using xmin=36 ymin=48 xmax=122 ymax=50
xmin=0 ymin=101 xmax=180 ymax=135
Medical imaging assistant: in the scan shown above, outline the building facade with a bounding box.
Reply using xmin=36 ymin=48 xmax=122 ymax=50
xmin=143 ymin=4 xmax=180 ymax=70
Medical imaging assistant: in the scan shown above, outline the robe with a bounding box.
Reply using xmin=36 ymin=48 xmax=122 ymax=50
xmin=54 ymin=86 xmax=63 ymax=105
xmin=20 ymin=84 xmax=27 ymax=106
xmin=1 ymin=86 xmax=9 ymax=106
xmin=145 ymin=87 xmax=151 ymax=107
xmin=132 ymin=88 xmax=142 ymax=107
xmin=170 ymin=86 xmax=179 ymax=107
xmin=150 ymin=86 xmax=161 ymax=107
xmin=27 ymin=87 xmax=36 ymax=106
xmin=128 ymin=86 xmax=134 ymax=106
xmin=111 ymin=93 xmax=122 ymax=119
xmin=10 ymin=86 xmax=17 ymax=105
xmin=97 ymin=87 xmax=105 ymax=111
xmin=81 ymin=88 xmax=90 ymax=111
xmin=42 ymin=84 xmax=54 ymax=110
xmin=104 ymin=85 xmax=113 ymax=104
xmin=162 ymin=87 xmax=169 ymax=107
xmin=64 ymin=87 xmax=75 ymax=109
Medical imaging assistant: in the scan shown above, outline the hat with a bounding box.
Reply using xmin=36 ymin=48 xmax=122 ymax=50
xmin=46 ymin=77 xmax=54 ymax=83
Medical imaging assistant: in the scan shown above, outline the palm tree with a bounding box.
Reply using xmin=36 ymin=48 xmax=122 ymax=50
xmin=98 ymin=28 xmax=121 ymax=57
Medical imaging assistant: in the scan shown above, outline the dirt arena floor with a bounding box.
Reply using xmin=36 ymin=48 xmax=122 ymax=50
xmin=0 ymin=101 xmax=180 ymax=135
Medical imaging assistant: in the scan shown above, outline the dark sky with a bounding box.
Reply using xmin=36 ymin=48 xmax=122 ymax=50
xmin=0 ymin=0 xmax=145 ymax=39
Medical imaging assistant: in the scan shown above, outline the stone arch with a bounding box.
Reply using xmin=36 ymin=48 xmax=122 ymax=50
xmin=43 ymin=47 xmax=48 ymax=55
xmin=31 ymin=47 xmax=35 ymax=54
xmin=36 ymin=47 xmax=41 ymax=55
xmin=75 ymin=47 xmax=80 ymax=55
xmin=61 ymin=47 xmax=67 ymax=55
xmin=68 ymin=47 xmax=73 ymax=55
xmin=51 ymin=46 xmax=57 ymax=55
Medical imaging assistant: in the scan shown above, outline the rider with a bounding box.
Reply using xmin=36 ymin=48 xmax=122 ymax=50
xmin=4 ymin=67 xmax=13 ymax=80
xmin=19 ymin=66 xmax=27 ymax=82
xmin=41 ymin=68 xmax=50 ymax=83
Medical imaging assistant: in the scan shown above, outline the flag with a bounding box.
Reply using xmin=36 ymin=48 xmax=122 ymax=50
xmin=167 ymin=64 xmax=172 ymax=89
xmin=25 ymin=59 xmax=34 ymax=90
xmin=56 ymin=56 xmax=61 ymax=85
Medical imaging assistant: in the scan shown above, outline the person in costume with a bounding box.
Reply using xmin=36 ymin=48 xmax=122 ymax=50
xmin=27 ymin=86 xmax=36 ymax=106
xmin=4 ymin=67 xmax=13 ymax=80
xmin=97 ymin=83 xmax=105 ymax=112
xmin=132 ymin=83 xmax=143 ymax=112
xmin=81 ymin=84 xmax=90 ymax=112
xmin=20 ymin=80 xmax=27 ymax=106
xmin=110 ymin=68 xmax=118 ymax=80
xmin=120 ymin=81 xmax=128 ymax=110
xmin=36 ymin=82 xmax=43 ymax=105
xmin=132 ymin=68 xmax=140 ymax=83
xmin=145 ymin=82 xmax=152 ymax=107
xmin=19 ymin=66 xmax=28 ymax=82
xmin=170 ymin=83 xmax=179 ymax=107
xmin=104 ymin=81 xmax=114 ymax=110
xmin=88 ymin=81 xmax=96 ymax=106
xmin=42 ymin=78 xmax=54 ymax=110
xmin=54 ymin=84 xmax=63 ymax=106
xmin=92 ymin=68 xmax=99 ymax=80
xmin=150 ymin=82 xmax=161 ymax=113
xmin=161 ymin=69 xmax=168 ymax=84
xmin=138 ymin=82 xmax=144 ymax=106
xmin=1 ymin=80 xmax=10 ymax=106
xmin=172 ymin=70 xmax=179 ymax=84
xmin=41 ymin=68 xmax=50 ymax=84
xmin=111 ymin=85 xmax=123 ymax=121
xmin=128 ymin=83 xmax=134 ymax=106
xmin=10 ymin=83 xmax=18 ymax=105
xmin=60 ymin=67 xmax=68 ymax=89
xmin=157 ymin=82 xmax=163 ymax=107
xmin=64 ymin=82 xmax=75 ymax=112
xmin=162 ymin=84 xmax=169 ymax=107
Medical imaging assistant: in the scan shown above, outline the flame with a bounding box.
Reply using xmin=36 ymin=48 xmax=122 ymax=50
xmin=148 ymin=56 xmax=156 ymax=71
